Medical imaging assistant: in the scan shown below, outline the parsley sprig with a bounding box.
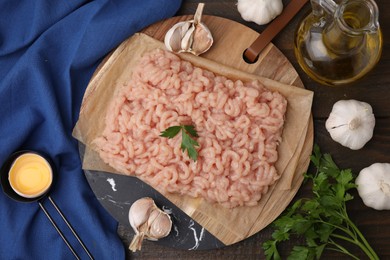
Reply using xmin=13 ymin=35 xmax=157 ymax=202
xmin=263 ymin=144 xmax=379 ymax=260
xmin=160 ymin=125 xmax=199 ymax=161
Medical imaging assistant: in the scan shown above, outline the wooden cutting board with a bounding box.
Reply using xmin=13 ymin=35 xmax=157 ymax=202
xmin=83 ymin=15 xmax=313 ymax=248
xmin=142 ymin=15 xmax=304 ymax=88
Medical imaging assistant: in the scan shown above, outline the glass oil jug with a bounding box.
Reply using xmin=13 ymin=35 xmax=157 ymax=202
xmin=294 ymin=0 xmax=382 ymax=86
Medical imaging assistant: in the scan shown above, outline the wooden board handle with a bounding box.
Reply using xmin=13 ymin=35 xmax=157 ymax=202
xmin=244 ymin=0 xmax=309 ymax=63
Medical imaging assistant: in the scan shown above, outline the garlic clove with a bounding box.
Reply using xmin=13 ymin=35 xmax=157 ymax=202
xmin=146 ymin=209 xmax=172 ymax=240
xmin=128 ymin=197 xmax=173 ymax=252
xmin=180 ymin=23 xmax=196 ymax=52
xmin=188 ymin=2 xmax=213 ymax=55
xmin=190 ymin=23 xmax=213 ymax=55
xmin=164 ymin=3 xmax=213 ymax=56
xmin=164 ymin=21 xmax=192 ymax=52
xmin=128 ymin=197 xmax=155 ymax=233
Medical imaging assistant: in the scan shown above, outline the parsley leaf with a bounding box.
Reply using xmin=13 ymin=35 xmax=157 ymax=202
xmin=181 ymin=129 xmax=199 ymax=161
xmin=263 ymin=240 xmax=281 ymax=260
xmin=183 ymin=125 xmax=199 ymax=138
xmin=160 ymin=126 xmax=182 ymax=138
xmin=262 ymin=144 xmax=379 ymax=260
xmin=289 ymin=246 xmax=310 ymax=260
xmin=160 ymin=124 xmax=199 ymax=161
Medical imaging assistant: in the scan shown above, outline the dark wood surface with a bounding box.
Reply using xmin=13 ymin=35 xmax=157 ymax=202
xmin=118 ymin=0 xmax=390 ymax=259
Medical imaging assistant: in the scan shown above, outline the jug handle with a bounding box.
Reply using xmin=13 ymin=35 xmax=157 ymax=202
xmin=311 ymin=0 xmax=337 ymax=16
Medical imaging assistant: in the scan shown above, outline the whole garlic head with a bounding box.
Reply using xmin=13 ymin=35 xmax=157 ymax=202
xmin=164 ymin=3 xmax=213 ymax=56
xmin=128 ymin=197 xmax=172 ymax=252
xmin=356 ymin=163 xmax=390 ymax=210
xmin=237 ymin=0 xmax=283 ymax=25
xmin=325 ymin=100 xmax=375 ymax=150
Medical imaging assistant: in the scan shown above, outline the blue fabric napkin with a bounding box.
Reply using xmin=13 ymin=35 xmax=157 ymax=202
xmin=0 ymin=0 xmax=181 ymax=259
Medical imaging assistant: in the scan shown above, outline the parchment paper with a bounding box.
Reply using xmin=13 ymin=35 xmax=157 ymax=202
xmin=72 ymin=33 xmax=313 ymax=245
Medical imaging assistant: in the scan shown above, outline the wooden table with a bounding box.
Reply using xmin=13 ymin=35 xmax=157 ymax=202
xmin=118 ymin=0 xmax=390 ymax=259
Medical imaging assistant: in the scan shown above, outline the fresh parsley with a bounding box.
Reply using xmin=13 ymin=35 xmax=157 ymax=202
xmin=160 ymin=125 xmax=199 ymax=161
xmin=263 ymin=144 xmax=379 ymax=260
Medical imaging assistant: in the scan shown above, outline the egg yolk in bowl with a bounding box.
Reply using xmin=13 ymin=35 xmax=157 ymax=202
xmin=8 ymin=153 xmax=52 ymax=199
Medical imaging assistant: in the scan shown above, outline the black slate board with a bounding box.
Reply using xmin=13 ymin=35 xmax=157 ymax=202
xmin=79 ymin=143 xmax=224 ymax=250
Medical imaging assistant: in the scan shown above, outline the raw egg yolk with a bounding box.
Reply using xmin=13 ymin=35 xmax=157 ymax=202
xmin=8 ymin=153 xmax=52 ymax=198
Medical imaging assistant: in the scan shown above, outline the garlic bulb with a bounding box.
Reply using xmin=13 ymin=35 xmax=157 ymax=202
xmin=356 ymin=163 xmax=390 ymax=210
xmin=164 ymin=3 xmax=213 ymax=56
xmin=128 ymin=197 xmax=172 ymax=252
xmin=237 ymin=0 xmax=283 ymax=25
xmin=325 ymin=100 xmax=375 ymax=150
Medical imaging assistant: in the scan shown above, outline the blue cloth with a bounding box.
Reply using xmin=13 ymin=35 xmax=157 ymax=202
xmin=0 ymin=0 xmax=181 ymax=259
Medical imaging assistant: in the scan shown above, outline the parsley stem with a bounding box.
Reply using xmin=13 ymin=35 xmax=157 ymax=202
xmin=328 ymin=239 xmax=360 ymax=260
xmin=339 ymin=207 xmax=378 ymax=260
xmin=318 ymin=218 xmax=378 ymax=260
xmin=344 ymin=217 xmax=379 ymax=260
xmin=330 ymin=233 xmax=375 ymax=259
xmin=317 ymin=219 xmax=354 ymax=239
xmin=330 ymin=233 xmax=357 ymax=245
xmin=341 ymin=206 xmax=358 ymax=238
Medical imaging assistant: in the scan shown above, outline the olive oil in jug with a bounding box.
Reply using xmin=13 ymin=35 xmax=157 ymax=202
xmin=294 ymin=0 xmax=382 ymax=86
